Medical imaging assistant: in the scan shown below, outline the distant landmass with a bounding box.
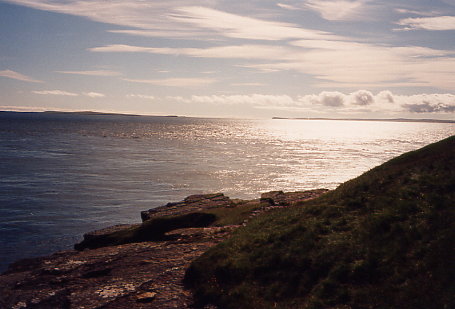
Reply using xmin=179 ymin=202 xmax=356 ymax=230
xmin=272 ymin=117 xmax=455 ymax=123
xmin=0 ymin=110 xmax=179 ymax=118
xmin=43 ymin=110 xmax=142 ymax=117
xmin=272 ymin=116 xmax=455 ymax=123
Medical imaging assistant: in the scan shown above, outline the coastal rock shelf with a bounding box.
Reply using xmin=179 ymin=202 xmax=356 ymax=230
xmin=0 ymin=190 xmax=327 ymax=309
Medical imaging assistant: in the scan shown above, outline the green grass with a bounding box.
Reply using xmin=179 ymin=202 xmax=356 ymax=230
xmin=184 ymin=136 xmax=455 ymax=309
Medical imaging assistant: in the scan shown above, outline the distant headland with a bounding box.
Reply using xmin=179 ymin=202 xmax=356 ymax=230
xmin=272 ymin=116 xmax=455 ymax=123
xmin=0 ymin=110 xmax=180 ymax=118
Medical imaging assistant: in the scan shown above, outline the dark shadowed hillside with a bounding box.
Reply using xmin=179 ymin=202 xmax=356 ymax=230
xmin=185 ymin=136 xmax=455 ymax=309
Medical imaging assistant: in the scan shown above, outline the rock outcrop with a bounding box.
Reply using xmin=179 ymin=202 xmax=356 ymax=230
xmin=0 ymin=191 xmax=327 ymax=309
xmin=140 ymin=193 xmax=233 ymax=221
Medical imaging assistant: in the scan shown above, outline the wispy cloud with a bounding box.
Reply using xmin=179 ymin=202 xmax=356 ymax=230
xmin=123 ymin=77 xmax=216 ymax=87
xmin=5 ymin=1 xmax=330 ymax=42
xmin=171 ymin=6 xmax=341 ymax=41
xmin=395 ymin=8 xmax=441 ymax=17
xmin=32 ymin=90 xmax=105 ymax=97
xmin=170 ymin=94 xmax=295 ymax=107
xmin=2 ymin=0 xmax=212 ymax=37
xmin=304 ymin=0 xmax=367 ymax=21
xmin=33 ymin=90 xmax=78 ymax=96
xmin=56 ymin=70 xmax=121 ymax=77
xmin=89 ymin=44 xmax=297 ymax=60
xmin=277 ymin=3 xmax=300 ymax=10
xmin=83 ymin=92 xmax=105 ymax=98
xmin=126 ymin=94 xmax=156 ymax=100
xmin=396 ymin=16 xmax=455 ymax=31
xmin=242 ymin=40 xmax=455 ymax=90
xmin=91 ymin=39 xmax=455 ymax=90
xmin=107 ymin=29 xmax=213 ymax=39
xmin=231 ymin=82 xmax=264 ymax=87
xmin=0 ymin=69 xmax=42 ymax=83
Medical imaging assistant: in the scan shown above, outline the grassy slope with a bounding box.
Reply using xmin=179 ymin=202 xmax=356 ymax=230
xmin=185 ymin=136 xmax=455 ymax=309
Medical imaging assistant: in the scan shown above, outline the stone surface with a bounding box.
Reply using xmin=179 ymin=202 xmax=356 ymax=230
xmin=136 ymin=292 xmax=157 ymax=303
xmin=0 ymin=227 xmax=232 ymax=309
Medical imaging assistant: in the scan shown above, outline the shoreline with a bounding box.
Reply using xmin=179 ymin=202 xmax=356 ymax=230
xmin=0 ymin=190 xmax=328 ymax=309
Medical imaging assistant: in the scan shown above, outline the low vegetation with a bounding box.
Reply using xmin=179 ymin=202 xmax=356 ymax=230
xmin=184 ymin=136 xmax=455 ymax=309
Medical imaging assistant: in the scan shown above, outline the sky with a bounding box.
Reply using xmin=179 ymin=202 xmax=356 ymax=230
xmin=1 ymin=0 xmax=455 ymax=119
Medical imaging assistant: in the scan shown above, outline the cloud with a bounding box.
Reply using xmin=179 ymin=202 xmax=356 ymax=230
xmin=377 ymin=90 xmax=394 ymax=103
xmin=399 ymin=94 xmax=455 ymax=113
xmin=123 ymin=77 xmax=216 ymax=87
xmin=277 ymin=3 xmax=299 ymax=10
xmin=89 ymin=44 xmax=296 ymax=60
xmin=5 ymin=0 xmax=455 ymax=93
xmin=403 ymin=102 xmax=455 ymax=113
xmin=308 ymin=91 xmax=346 ymax=107
xmin=56 ymin=70 xmax=121 ymax=76
xmin=242 ymin=40 xmax=455 ymax=90
xmin=33 ymin=90 xmax=78 ymax=96
xmin=396 ymin=16 xmax=455 ymax=31
xmin=83 ymin=92 xmax=105 ymax=98
xmin=107 ymin=29 xmax=214 ymax=39
xmin=171 ymin=6 xmax=341 ymax=41
xmin=33 ymin=90 xmax=105 ymax=97
xmin=231 ymin=82 xmax=264 ymax=87
xmin=2 ymin=0 xmax=213 ymax=37
xmin=394 ymin=8 xmax=440 ymax=17
xmin=351 ymin=90 xmax=374 ymax=105
xmin=0 ymin=69 xmax=42 ymax=83
xmin=169 ymin=94 xmax=295 ymax=107
xmin=166 ymin=91 xmax=455 ymax=114
xmin=304 ymin=0 xmax=366 ymax=21
xmin=91 ymin=38 xmax=455 ymax=90
xmin=3 ymin=1 xmax=338 ymax=41
xmin=126 ymin=94 xmax=156 ymax=100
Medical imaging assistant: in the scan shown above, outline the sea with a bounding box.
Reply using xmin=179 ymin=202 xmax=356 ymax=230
xmin=0 ymin=111 xmax=453 ymax=272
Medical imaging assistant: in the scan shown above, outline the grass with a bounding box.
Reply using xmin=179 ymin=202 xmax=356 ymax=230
xmin=203 ymin=200 xmax=262 ymax=226
xmin=184 ymin=135 xmax=455 ymax=309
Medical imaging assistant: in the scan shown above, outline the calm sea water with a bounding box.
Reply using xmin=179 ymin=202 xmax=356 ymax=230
xmin=0 ymin=112 xmax=453 ymax=272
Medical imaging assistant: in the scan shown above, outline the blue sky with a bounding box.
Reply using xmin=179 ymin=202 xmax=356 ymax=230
xmin=1 ymin=0 xmax=455 ymax=118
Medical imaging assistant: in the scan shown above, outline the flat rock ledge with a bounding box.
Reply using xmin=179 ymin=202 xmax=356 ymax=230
xmin=0 ymin=190 xmax=327 ymax=309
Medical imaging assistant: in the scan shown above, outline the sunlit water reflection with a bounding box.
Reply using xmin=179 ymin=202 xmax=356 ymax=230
xmin=0 ymin=112 xmax=453 ymax=271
